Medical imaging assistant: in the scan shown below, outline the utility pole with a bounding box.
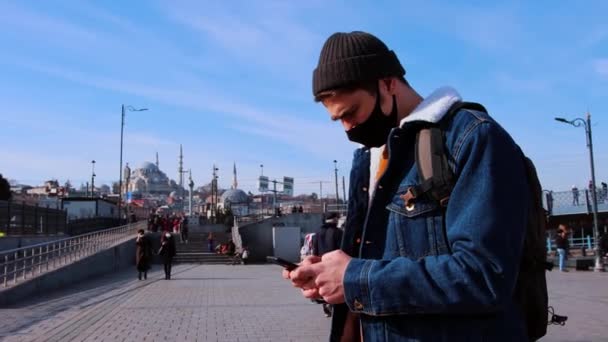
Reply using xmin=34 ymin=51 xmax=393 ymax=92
xmin=212 ymin=165 xmax=219 ymax=223
xmin=90 ymin=160 xmax=96 ymax=198
xmin=342 ymin=175 xmax=347 ymax=204
xmin=555 ymin=112 xmax=604 ymax=272
xmin=333 ymin=160 xmax=340 ymax=203
xmin=188 ymin=169 xmax=194 ymax=216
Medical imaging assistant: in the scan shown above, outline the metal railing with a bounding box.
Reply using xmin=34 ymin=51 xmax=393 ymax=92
xmin=326 ymin=203 xmax=348 ymax=214
xmin=547 ymin=236 xmax=594 ymax=251
xmin=0 ymin=221 xmax=144 ymax=288
xmin=543 ymin=188 xmax=608 ymax=215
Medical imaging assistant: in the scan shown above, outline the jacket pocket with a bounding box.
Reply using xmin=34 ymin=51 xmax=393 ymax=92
xmin=385 ymin=186 xmax=449 ymax=259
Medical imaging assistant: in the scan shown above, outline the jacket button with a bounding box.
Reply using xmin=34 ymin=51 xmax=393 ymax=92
xmin=362 ymin=187 xmax=368 ymax=192
xmin=354 ymin=299 xmax=364 ymax=310
xmin=378 ymin=185 xmax=383 ymax=189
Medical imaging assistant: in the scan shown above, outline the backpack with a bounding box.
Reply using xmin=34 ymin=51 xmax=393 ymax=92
xmin=406 ymin=101 xmax=551 ymax=341
xmin=300 ymin=233 xmax=316 ymax=260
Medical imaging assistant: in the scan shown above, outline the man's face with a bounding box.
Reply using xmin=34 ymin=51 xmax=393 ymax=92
xmin=320 ymin=83 xmax=393 ymax=131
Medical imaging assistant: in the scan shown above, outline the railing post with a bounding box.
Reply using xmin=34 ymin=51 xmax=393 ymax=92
xmin=23 ymin=249 xmax=27 ymax=280
xmin=38 ymin=246 xmax=42 ymax=274
xmin=46 ymin=245 xmax=49 ymax=271
xmin=3 ymin=254 xmax=7 ymax=287
xmin=13 ymin=252 xmax=17 ymax=284
xmin=587 ymin=235 xmax=592 ymax=250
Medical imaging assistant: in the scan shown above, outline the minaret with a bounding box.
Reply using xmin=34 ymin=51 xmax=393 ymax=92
xmin=232 ymin=162 xmax=238 ymax=190
xmin=156 ymin=152 xmax=159 ymax=169
xmin=178 ymin=145 xmax=184 ymax=198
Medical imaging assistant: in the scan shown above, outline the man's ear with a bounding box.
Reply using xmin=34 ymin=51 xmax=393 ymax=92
xmin=380 ymin=78 xmax=398 ymax=95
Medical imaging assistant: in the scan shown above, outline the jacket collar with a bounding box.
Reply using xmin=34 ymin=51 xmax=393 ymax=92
xmin=400 ymin=86 xmax=462 ymax=126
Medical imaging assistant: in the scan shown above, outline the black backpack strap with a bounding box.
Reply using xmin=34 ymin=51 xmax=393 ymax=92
xmin=404 ymin=101 xmax=487 ymax=207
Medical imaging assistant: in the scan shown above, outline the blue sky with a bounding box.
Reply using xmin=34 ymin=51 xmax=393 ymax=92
xmin=0 ymin=0 xmax=607 ymax=195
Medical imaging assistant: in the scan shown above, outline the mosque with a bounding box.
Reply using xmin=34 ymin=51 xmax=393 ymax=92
xmin=122 ymin=152 xmax=182 ymax=198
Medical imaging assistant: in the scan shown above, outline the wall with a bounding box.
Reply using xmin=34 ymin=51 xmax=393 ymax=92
xmin=62 ymin=200 xmax=96 ymax=220
xmin=238 ymin=213 xmax=323 ymax=262
xmin=97 ymin=200 xmax=117 ymax=218
xmin=0 ymin=237 xmax=136 ymax=307
xmin=0 ymin=235 xmax=68 ymax=252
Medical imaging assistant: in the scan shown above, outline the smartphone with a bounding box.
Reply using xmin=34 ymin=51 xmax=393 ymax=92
xmin=266 ymin=256 xmax=298 ymax=271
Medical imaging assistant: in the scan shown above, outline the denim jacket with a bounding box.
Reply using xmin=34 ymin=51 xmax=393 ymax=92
xmin=331 ymin=88 xmax=529 ymax=341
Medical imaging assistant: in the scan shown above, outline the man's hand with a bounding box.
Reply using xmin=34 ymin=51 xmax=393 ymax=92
xmin=290 ymin=250 xmax=352 ymax=304
xmin=283 ymin=255 xmax=321 ymax=292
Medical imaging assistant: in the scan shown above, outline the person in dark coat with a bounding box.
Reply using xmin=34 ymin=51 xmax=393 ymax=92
xmin=135 ymin=229 xmax=152 ymax=280
xmin=181 ymin=216 xmax=189 ymax=243
xmin=312 ymin=213 xmax=343 ymax=317
xmin=158 ymin=232 xmax=176 ymax=280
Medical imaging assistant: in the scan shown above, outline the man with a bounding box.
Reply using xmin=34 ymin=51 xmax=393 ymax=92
xmin=312 ymin=213 xmax=344 ymax=317
xmin=158 ymin=232 xmax=176 ymax=280
xmin=554 ymin=225 xmax=569 ymax=272
xmin=283 ymin=31 xmax=530 ymax=341
xmin=135 ymin=229 xmax=152 ymax=280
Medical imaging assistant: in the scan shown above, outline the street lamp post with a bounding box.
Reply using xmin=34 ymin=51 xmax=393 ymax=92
xmin=333 ymin=160 xmax=340 ymax=204
xmin=118 ymin=105 xmax=148 ymax=222
xmin=91 ymin=160 xmax=96 ymax=198
xmin=555 ymin=113 xmax=604 ymax=272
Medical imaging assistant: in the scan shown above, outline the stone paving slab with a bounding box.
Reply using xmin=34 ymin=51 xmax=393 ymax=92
xmin=0 ymin=264 xmax=330 ymax=342
xmin=0 ymin=264 xmax=606 ymax=341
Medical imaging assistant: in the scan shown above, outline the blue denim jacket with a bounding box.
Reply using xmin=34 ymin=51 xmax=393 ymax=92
xmin=331 ymin=89 xmax=529 ymax=341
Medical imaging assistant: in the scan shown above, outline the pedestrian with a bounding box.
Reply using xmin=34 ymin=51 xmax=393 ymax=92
xmin=147 ymin=209 xmax=155 ymax=231
xmin=601 ymin=182 xmax=607 ymax=203
xmin=284 ymin=31 xmax=536 ymax=341
xmin=158 ymin=232 xmax=176 ymax=280
xmin=181 ymin=215 xmax=189 ymax=244
xmin=135 ymin=229 xmax=152 ymax=280
xmin=555 ymin=225 xmax=570 ymax=272
xmin=207 ymin=232 xmax=214 ymax=252
xmin=572 ymin=185 xmax=579 ymax=206
xmin=241 ymin=246 xmax=249 ymax=265
xmin=311 ymin=213 xmax=343 ymax=317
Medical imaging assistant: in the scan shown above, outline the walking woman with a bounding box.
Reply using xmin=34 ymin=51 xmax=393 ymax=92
xmin=135 ymin=229 xmax=152 ymax=280
xmin=158 ymin=232 xmax=176 ymax=279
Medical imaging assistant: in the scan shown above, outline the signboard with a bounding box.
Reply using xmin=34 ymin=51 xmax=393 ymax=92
xmin=283 ymin=177 xmax=294 ymax=196
xmin=258 ymin=176 xmax=269 ymax=192
xmin=126 ymin=191 xmax=133 ymax=204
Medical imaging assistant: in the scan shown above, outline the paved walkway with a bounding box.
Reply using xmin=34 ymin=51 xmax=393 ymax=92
xmin=0 ymin=265 xmax=606 ymax=341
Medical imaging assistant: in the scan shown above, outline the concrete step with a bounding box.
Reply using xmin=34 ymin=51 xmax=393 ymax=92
xmin=173 ymin=252 xmax=235 ymax=264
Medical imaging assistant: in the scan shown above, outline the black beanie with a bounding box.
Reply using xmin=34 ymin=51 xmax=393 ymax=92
xmin=312 ymin=31 xmax=405 ymax=97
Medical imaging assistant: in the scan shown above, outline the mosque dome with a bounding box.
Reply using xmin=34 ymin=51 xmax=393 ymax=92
xmin=140 ymin=162 xmax=158 ymax=171
xmin=220 ymin=189 xmax=249 ymax=205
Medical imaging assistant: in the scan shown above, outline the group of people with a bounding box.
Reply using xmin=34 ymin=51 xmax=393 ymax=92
xmin=135 ymin=229 xmax=176 ymax=280
xmin=571 ymin=181 xmax=608 ymax=206
xmin=147 ymin=210 xmax=189 ymax=243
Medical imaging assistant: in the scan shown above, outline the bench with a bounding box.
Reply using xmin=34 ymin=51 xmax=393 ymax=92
xmin=571 ymin=258 xmax=595 ymax=270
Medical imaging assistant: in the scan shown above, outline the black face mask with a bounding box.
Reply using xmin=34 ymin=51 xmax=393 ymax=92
xmin=345 ymin=92 xmax=398 ymax=148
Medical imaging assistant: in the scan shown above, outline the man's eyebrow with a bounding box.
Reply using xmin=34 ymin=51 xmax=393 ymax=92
xmin=331 ymin=105 xmax=357 ymax=121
